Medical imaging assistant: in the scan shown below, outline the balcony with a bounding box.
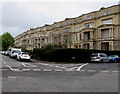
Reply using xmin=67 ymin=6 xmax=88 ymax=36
xmin=83 ymin=38 xmax=95 ymax=42
xmin=97 ymin=37 xmax=119 ymax=41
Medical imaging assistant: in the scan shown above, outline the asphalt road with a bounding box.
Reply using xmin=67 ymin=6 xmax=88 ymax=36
xmin=0 ymin=55 xmax=119 ymax=93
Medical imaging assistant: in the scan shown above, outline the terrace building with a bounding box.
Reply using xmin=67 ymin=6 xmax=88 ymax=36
xmin=14 ymin=4 xmax=120 ymax=50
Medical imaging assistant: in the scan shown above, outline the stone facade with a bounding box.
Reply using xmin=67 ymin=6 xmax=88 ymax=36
xmin=14 ymin=4 xmax=120 ymax=50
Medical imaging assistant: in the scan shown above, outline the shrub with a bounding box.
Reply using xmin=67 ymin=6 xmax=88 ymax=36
xmin=32 ymin=48 xmax=120 ymax=63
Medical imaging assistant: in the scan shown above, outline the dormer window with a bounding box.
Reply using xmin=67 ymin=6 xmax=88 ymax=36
xmin=104 ymin=11 xmax=110 ymax=15
xmin=56 ymin=25 xmax=60 ymax=28
xmin=75 ymin=19 xmax=82 ymax=23
xmin=86 ymin=16 xmax=92 ymax=20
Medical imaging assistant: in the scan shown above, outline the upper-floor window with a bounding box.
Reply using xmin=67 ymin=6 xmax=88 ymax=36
xmin=55 ymin=30 xmax=60 ymax=34
xmin=43 ymin=28 xmax=46 ymax=31
xmin=37 ymin=29 xmax=41 ymax=32
xmin=102 ymin=19 xmax=112 ymax=24
xmin=86 ymin=16 xmax=92 ymax=20
xmin=85 ymin=23 xmax=93 ymax=28
xmin=104 ymin=11 xmax=110 ymax=16
xmin=75 ymin=19 xmax=83 ymax=23
xmin=75 ymin=26 xmax=83 ymax=31
xmin=75 ymin=34 xmax=79 ymax=41
xmin=65 ymin=21 xmax=71 ymax=26
xmin=42 ymin=33 xmax=46 ymax=36
xmin=79 ymin=34 xmax=82 ymax=40
xmin=37 ymin=34 xmax=40 ymax=37
xmin=56 ymin=25 xmax=60 ymax=28
xmin=64 ymin=28 xmax=70 ymax=32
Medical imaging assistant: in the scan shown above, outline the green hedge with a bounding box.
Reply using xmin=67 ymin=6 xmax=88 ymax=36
xmin=32 ymin=48 xmax=120 ymax=63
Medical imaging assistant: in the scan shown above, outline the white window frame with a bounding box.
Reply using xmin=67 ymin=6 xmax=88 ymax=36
xmin=102 ymin=19 xmax=112 ymax=25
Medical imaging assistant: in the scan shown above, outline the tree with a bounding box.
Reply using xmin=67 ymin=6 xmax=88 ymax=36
xmin=1 ymin=32 xmax=14 ymax=51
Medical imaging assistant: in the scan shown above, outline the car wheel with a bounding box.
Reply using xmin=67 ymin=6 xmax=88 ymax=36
xmin=19 ymin=57 xmax=21 ymax=61
xmin=114 ymin=60 xmax=117 ymax=63
xmin=28 ymin=59 xmax=30 ymax=62
xmin=109 ymin=60 xmax=112 ymax=63
xmin=17 ymin=58 xmax=19 ymax=61
xmin=100 ymin=59 xmax=103 ymax=63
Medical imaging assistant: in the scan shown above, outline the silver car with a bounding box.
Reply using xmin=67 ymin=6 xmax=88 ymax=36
xmin=91 ymin=53 xmax=110 ymax=62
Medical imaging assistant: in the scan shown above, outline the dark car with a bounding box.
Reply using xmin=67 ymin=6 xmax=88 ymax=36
xmin=108 ymin=55 xmax=120 ymax=63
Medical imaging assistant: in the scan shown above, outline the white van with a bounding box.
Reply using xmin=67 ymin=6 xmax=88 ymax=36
xmin=9 ymin=48 xmax=21 ymax=58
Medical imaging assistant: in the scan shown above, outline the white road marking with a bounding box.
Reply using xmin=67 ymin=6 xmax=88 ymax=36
xmin=2 ymin=60 xmax=6 ymax=65
xmin=70 ymin=66 xmax=78 ymax=70
xmin=64 ymin=64 xmax=82 ymax=68
xmin=7 ymin=65 xmax=13 ymax=70
xmin=22 ymin=63 xmax=37 ymax=67
xmin=88 ymin=70 xmax=96 ymax=72
xmin=54 ymin=69 xmax=63 ymax=71
xmin=111 ymin=71 xmax=118 ymax=73
xmin=33 ymin=69 xmax=40 ymax=71
xmin=34 ymin=63 xmax=68 ymax=70
xmin=99 ymin=70 xmax=109 ymax=72
xmin=8 ymin=76 xmax=17 ymax=79
xmin=65 ymin=69 xmax=73 ymax=71
xmin=22 ymin=69 xmax=30 ymax=71
xmin=77 ymin=70 xmax=85 ymax=72
xmin=0 ymin=69 xmax=7 ymax=71
xmin=43 ymin=69 xmax=52 ymax=71
xmin=77 ymin=63 xmax=88 ymax=71
xmin=55 ymin=66 xmax=64 ymax=69
xmin=38 ymin=63 xmax=48 ymax=66
xmin=12 ymin=69 xmax=20 ymax=71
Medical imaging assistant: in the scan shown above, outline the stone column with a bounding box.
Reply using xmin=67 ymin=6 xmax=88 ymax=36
xmin=90 ymin=42 xmax=94 ymax=49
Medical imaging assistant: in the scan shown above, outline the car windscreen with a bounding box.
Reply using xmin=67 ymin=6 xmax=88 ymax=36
xmin=91 ymin=54 xmax=98 ymax=57
xmin=22 ymin=52 xmax=28 ymax=55
xmin=13 ymin=50 xmax=21 ymax=53
xmin=111 ymin=55 xmax=119 ymax=57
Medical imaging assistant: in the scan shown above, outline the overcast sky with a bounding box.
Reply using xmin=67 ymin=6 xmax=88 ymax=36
xmin=0 ymin=0 xmax=119 ymax=37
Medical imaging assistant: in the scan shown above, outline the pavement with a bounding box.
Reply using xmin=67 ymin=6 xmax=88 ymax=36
xmin=0 ymin=54 xmax=119 ymax=93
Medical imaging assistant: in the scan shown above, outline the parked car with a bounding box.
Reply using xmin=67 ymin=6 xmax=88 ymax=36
xmin=17 ymin=52 xmax=30 ymax=61
xmin=91 ymin=53 xmax=110 ymax=62
xmin=2 ymin=51 xmax=6 ymax=55
xmin=0 ymin=51 xmax=2 ymax=54
xmin=9 ymin=48 xmax=21 ymax=58
xmin=5 ymin=51 xmax=10 ymax=56
xmin=108 ymin=55 xmax=120 ymax=63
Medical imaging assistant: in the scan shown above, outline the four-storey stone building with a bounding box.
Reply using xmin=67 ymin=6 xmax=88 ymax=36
xmin=15 ymin=4 xmax=120 ymax=50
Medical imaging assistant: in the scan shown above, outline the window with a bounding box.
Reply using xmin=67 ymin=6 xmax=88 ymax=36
xmin=84 ymin=32 xmax=90 ymax=40
xmin=75 ymin=34 xmax=79 ymax=41
xmin=86 ymin=16 xmax=92 ymax=20
xmin=101 ymin=28 xmax=112 ymax=39
xmin=65 ymin=21 xmax=71 ymax=26
xmin=104 ymin=11 xmax=110 ymax=15
xmin=85 ymin=23 xmax=93 ymax=28
xmin=79 ymin=26 xmax=83 ymax=31
xmin=75 ymin=26 xmax=83 ymax=31
xmin=102 ymin=19 xmax=112 ymax=24
xmin=55 ymin=30 xmax=60 ymax=34
xmin=75 ymin=19 xmax=83 ymax=23
xmin=64 ymin=28 xmax=70 ymax=32
xmin=100 ymin=54 xmax=107 ymax=57
xmin=42 ymin=33 xmax=46 ymax=36
xmin=79 ymin=34 xmax=82 ymax=40
xmin=56 ymin=25 xmax=60 ymax=28
xmin=43 ymin=28 xmax=46 ymax=31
